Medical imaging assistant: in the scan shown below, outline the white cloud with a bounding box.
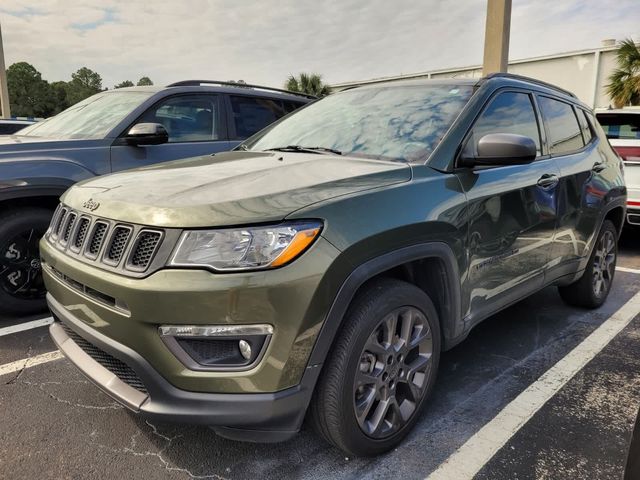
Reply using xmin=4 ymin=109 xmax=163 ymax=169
xmin=1 ymin=0 xmax=639 ymax=89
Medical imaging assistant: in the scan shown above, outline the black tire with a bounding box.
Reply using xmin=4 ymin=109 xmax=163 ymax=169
xmin=309 ymin=277 xmax=441 ymax=456
xmin=0 ymin=207 xmax=52 ymax=316
xmin=558 ymin=220 xmax=618 ymax=309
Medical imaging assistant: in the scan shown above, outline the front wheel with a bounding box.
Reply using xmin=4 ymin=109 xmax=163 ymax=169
xmin=309 ymin=278 xmax=441 ymax=456
xmin=558 ymin=219 xmax=617 ymax=309
xmin=0 ymin=208 xmax=52 ymax=316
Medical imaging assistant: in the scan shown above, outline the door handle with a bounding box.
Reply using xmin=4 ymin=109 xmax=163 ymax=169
xmin=592 ymin=162 xmax=606 ymax=173
xmin=537 ymin=174 xmax=559 ymax=189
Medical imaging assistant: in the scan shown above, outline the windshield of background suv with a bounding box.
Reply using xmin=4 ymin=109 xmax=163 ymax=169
xmin=244 ymin=84 xmax=474 ymax=162
xmin=596 ymin=113 xmax=640 ymax=140
xmin=18 ymin=91 xmax=154 ymax=140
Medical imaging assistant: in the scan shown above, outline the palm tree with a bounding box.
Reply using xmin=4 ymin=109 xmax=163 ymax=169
xmin=606 ymin=38 xmax=640 ymax=107
xmin=285 ymin=73 xmax=331 ymax=97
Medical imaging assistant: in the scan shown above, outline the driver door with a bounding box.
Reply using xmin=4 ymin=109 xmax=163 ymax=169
xmin=110 ymin=94 xmax=233 ymax=172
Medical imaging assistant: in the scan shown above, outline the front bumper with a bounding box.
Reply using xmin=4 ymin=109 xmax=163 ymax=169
xmin=48 ymin=293 xmax=319 ymax=441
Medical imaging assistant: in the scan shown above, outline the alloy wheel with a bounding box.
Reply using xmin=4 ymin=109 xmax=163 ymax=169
xmin=353 ymin=306 xmax=433 ymax=439
xmin=0 ymin=228 xmax=46 ymax=300
xmin=592 ymin=229 xmax=616 ymax=298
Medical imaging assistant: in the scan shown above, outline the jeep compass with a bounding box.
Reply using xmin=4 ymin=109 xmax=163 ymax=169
xmin=41 ymin=74 xmax=626 ymax=456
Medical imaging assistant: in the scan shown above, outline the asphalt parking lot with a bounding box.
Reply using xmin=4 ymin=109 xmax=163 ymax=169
xmin=2 ymin=228 xmax=640 ymax=479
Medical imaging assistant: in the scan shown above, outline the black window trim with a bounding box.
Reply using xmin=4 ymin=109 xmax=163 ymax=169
xmin=535 ymin=94 xmax=596 ymax=159
xmin=113 ymin=92 xmax=228 ymax=145
xmin=455 ymin=87 xmax=548 ymax=170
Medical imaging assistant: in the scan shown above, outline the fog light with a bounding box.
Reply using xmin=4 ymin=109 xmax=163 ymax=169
xmin=158 ymin=324 xmax=273 ymax=371
xmin=239 ymin=340 xmax=252 ymax=360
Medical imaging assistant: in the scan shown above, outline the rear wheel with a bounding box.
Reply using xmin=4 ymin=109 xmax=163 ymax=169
xmin=310 ymin=278 xmax=441 ymax=456
xmin=0 ymin=208 xmax=52 ymax=316
xmin=558 ymin=219 xmax=617 ymax=309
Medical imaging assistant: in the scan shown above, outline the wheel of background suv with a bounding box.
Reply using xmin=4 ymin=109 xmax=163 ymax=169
xmin=0 ymin=208 xmax=51 ymax=316
xmin=558 ymin=219 xmax=617 ymax=309
xmin=310 ymin=277 xmax=441 ymax=456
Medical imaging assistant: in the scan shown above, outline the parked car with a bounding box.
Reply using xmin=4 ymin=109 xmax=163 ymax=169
xmin=0 ymin=118 xmax=36 ymax=135
xmin=596 ymin=108 xmax=640 ymax=225
xmin=42 ymin=74 xmax=625 ymax=456
xmin=0 ymin=80 xmax=312 ymax=315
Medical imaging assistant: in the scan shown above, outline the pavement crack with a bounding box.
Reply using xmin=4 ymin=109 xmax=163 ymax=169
xmin=19 ymin=379 xmax=123 ymax=410
xmin=4 ymin=346 xmax=34 ymax=385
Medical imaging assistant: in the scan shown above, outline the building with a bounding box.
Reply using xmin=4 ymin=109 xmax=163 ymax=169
xmin=331 ymin=40 xmax=623 ymax=108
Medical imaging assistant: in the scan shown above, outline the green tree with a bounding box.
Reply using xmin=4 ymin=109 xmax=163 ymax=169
xmin=50 ymin=81 xmax=69 ymax=114
xmin=6 ymin=62 xmax=54 ymax=117
xmin=136 ymin=76 xmax=153 ymax=86
xmin=285 ymin=73 xmax=331 ymax=97
xmin=65 ymin=67 xmax=102 ymax=105
xmin=114 ymin=80 xmax=134 ymax=89
xmin=606 ymin=38 xmax=640 ymax=107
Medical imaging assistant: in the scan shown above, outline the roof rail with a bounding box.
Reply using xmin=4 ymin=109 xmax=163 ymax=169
xmin=483 ymin=73 xmax=577 ymax=99
xmin=165 ymin=80 xmax=316 ymax=99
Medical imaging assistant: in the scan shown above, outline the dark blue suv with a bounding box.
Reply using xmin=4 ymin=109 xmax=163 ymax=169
xmin=0 ymin=80 xmax=312 ymax=315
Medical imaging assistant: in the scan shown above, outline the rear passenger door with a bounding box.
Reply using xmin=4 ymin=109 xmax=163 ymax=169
xmin=458 ymin=90 xmax=561 ymax=323
xmin=110 ymin=94 xmax=234 ymax=171
xmin=226 ymin=95 xmax=303 ymax=146
xmin=537 ymin=96 xmax=602 ymax=276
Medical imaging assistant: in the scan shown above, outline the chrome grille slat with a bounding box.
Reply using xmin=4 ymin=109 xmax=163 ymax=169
xmin=86 ymin=222 xmax=109 ymax=258
xmin=73 ymin=218 xmax=90 ymax=250
xmin=104 ymin=226 xmax=132 ymax=265
xmin=127 ymin=231 xmax=162 ymax=270
xmin=62 ymin=213 xmax=77 ymax=244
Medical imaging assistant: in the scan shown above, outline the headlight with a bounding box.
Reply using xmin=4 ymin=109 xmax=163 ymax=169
xmin=169 ymin=221 xmax=322 ymax=271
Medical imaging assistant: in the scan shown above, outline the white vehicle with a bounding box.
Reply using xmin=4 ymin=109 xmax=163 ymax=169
xmin=596 ymin=108 xmax=640 ymax=225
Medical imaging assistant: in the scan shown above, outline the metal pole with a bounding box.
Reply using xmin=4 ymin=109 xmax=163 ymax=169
xmin=482 ymin=0 xmax=512 ymax=76
xmin=0 ymin=21 xmax=11 ymax=119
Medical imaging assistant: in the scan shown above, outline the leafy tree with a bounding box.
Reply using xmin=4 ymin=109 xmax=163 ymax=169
xmin=285 ymin=73 xmax=331 ymax=97
xmin=136 ymin=76 xmax=153 ymax=86
xmin=606 ymin=39 xmax=640 ymax=107
xmin=6 ymin=62 xmax=54 ymax=117
xmin=50 ymin=81 xmax=69 ymax=114
xmin=65 ymin=67 xmax=102 ymax=105
xmin=114 ymin=80 xmax=134 ymax=89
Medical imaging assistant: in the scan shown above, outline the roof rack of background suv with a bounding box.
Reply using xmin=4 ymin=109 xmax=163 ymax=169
xmin=483 ymin=73 xmax=577 ymax=99
xmin=166 ymin=80 xmax=317 ymax=99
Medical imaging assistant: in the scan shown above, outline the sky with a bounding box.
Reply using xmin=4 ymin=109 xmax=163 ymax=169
xmin=1 ymin=0 xmax=639 ymax=90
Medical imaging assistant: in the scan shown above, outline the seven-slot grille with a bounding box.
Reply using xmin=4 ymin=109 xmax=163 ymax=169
xmin=47 ymin=205 xmax=164 ymax=274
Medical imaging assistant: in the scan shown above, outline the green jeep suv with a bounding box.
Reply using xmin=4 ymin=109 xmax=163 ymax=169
xmin=41 ymin=74 xmax=626 ymax=456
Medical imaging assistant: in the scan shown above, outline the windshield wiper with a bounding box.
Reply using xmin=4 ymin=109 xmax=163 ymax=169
xmin=264 ymin=145 xmax=343 ymax=155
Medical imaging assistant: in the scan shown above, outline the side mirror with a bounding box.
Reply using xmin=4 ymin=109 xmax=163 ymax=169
xmin=460 ymin=133 xmax=537 ymax=167
xmin=124 ymin=123 xmax=168 ymax=146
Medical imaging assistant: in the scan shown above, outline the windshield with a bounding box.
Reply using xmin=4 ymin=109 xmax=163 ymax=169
xmin=19 ymin=91 xmax=154 ymax=140
xmin=244 ymin=84 xmax=474 ymax=162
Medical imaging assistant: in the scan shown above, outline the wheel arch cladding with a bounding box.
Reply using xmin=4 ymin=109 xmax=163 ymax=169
xmin=307 ymin=242 xmax=463 ymax=368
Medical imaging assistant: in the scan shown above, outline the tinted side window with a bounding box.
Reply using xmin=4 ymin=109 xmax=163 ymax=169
xmin=230 ymin=96 xmax=287 ymax=139
xmin=139 ymin=95 xmax=220 ymax=143
xmin=0 ymin=124 xmax=26 ymax=135
xmin=469 ymin=91 xmax=541 ymax=157
xmin=538 ymin=97 xmax=584 ymax=155
xmin=577 ymin=110 xmax=593 ymax=144
xmin=596 ymin=113 xmax=640 ymax=140
xmin=283 ymin=100 xmax=305 ymax=114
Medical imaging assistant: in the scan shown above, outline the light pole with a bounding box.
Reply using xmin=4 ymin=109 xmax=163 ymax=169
xmin=482 ymin=0 xmax=512 ymax=76
xmin=0 ymin=20 xmax=11 ymax=118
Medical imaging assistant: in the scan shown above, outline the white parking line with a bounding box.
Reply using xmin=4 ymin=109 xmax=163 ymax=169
xmin=0 ymin=317 xmax=53 ymax=337
xmin=617 ymin=266 xmax=640 ymax=275
xmin=0 ymin=350 xmax=63 ymax=378
xmin=427 ymin=290 xmax=640 ymax=480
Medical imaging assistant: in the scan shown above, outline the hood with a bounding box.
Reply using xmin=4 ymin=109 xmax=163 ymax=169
xmin=62 ymin=151 xmax=411 ymax=227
